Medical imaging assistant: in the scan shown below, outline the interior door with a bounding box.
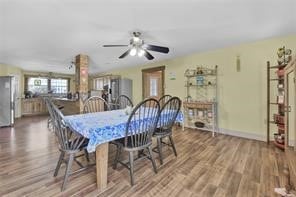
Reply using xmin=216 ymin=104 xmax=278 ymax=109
xmin=287 ymin=71 xmax=295 ymax=146
xmin=142 ymin=66 xmax=165 ymax=100
xmin=285 ymin=61 xmax=296 ymax=149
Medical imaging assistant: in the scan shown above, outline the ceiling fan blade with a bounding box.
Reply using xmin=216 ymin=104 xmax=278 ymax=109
xmin=103 ymin=45 xmax=128 ymax=47
xmin=143 ymin=44 xmax=169 ymax=53
xmin=144 ymin=50 xmax=154 ymax=60
xmin=119 ymin=49 xmax=131 ymax=59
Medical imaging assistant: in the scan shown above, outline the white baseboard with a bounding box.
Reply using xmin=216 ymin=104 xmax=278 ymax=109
xmin=218 ymin=128 xmax=266 ymax=142
xmin=218 ymin=128 xmax=296 ymax=146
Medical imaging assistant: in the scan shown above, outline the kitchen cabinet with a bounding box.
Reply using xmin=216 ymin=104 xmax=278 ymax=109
xmin=22 ymin=98 xmax=47 ymax=116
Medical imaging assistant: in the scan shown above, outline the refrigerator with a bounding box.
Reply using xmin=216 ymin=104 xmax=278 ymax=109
xmin=0 ymin=76 xmax=14 ymax=127
xmin=109 ymin=78 xmax=132 ymax=103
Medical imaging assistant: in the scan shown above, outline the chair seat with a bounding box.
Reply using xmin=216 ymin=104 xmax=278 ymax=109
xmin=113 ymin=137 xmax=133 ymax=148
xmin=60 ymin=138 xmax=89 ymax=152
xmin=113 ymin=136 xmax=151 ymax=149
xmin=153 ymin=127 xmax=172 ymax=136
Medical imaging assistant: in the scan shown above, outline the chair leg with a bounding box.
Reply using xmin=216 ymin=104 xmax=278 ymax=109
xmin=113 ymin=144 xmax=121 ymax=170
xmin=61 ymin=153 xmax=74 ymax=191
xmin=137 ymin=149 xmax=144 ymax=159
xmin=157 ymin=137 xmax=163 ymax=165
xmin=84 ymin=149 xmax=90 ymax=162
xmin=169 ymin=135 xmax=177 ymax=157
xmin=47 ymin=118 xmax=50 ymax=128
xmin=147 ymin=146 xmax=158 ymax=174
xmin=54 ymin=152 xmax=64 ymax=177
xmin=128 ymin=151 xmax=135 ymax=186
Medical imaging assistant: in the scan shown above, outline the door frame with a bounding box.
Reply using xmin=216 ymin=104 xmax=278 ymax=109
xmin=142 ymin=66 xmax=165 ymax=100
xmin=284 ymin=56 xmax=296 ymax=150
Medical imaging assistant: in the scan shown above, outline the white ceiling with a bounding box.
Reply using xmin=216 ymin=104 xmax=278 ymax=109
xmin=1 ymin=0 xmax=296 ymax=74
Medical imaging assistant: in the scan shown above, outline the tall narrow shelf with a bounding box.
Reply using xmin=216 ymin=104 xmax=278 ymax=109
xmin=183 ymin=65 xmax=218 ymax=137
xmin=267 ymin=46 xmax=292 ymax=150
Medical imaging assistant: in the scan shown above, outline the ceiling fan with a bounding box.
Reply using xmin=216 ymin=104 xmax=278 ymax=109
xmin=103 ymin=32 xmax=169 ymax=60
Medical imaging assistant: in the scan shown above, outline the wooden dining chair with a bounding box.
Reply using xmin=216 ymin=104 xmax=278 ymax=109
xmin=83 ymin=96 xmax=110 ymax=113
xmin=51 ymin=104 xmax=91 ymax=191
xmin=113 ymin=98 xmax=160 ymax=186
xmin=44 ymin=97 xmax=55 ymax=130
xmin=44 ymin=97 xmax=64 ymax=129
xmin=115 ymin=95 xmax=133 ymax=109
xmin=153 ymin=97 xmax=181 ymax=165
xmin=158 ymin=94 xmax=172 ymax=108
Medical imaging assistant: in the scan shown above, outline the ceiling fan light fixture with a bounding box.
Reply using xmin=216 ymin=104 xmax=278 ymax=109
xmin=103 ymin=31 xmax=168 ymax=60
xmin=133 ymin=37 xmax=140 ymax=43
xmin=130 ymin=47 xmax=137 ymax=56
xmin=137 ymin=48 xmax=145 ymax=57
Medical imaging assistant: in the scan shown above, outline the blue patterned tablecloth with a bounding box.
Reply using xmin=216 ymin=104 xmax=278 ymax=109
xmin=64 ymin=109 xmax=183 ymax=152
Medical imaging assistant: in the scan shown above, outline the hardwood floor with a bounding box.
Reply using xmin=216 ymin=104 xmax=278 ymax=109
xmin=0 ymin=116 xmax=287 ymax=197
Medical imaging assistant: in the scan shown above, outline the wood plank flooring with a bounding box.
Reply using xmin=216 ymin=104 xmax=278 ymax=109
xmin=0 ymin=116 xmax=287 ymax=197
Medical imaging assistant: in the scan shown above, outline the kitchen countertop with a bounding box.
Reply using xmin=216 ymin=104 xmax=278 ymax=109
xmin=22 ymin=97 xmax=78 ymax=102
xmin=53 ymin=98 xmax=79 ymax=102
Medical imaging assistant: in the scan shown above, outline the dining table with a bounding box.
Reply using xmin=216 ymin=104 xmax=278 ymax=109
xmin=64 ymin=108 xmax=183 ymax=192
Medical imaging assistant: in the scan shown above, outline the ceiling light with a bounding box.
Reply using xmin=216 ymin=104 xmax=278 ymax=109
xmin=138 ymin=48 xmax=145 ymax=57
xmin=68 ymin=61 xmax=75 ymax=69
xmin=133 ymin=37 xmax=140 ymax=42
xmin=130 ymin=47 xmax=137 ymax=56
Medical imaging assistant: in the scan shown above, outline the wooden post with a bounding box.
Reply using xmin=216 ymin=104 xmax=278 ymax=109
xmin=96 ymin=143 xmax=109 ymax=191
xmin=267 ymin=61 xmax=270 ymax=144
xmin=75 ymin=54 xmax=89 ymax=113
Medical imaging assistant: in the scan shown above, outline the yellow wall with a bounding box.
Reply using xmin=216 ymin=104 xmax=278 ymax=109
xmin=0 ymin=64 xmax=23 ymax=76
xmin=103 ymin=34 xmax=296 ymax=139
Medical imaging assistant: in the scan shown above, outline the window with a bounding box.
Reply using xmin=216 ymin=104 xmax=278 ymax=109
xmin=50 ymin=79 xmax=68 ymax=94
xmin=27 ymin=77 xmax=48 ymax=94
xmin=150 ymin=77 xmax=158 ymax=97
xmin=25 ymin=76 xmax=69 ymax=95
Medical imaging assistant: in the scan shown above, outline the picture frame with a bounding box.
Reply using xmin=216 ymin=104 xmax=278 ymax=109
xmin=34 ymin=79 xmax=41 ymax=86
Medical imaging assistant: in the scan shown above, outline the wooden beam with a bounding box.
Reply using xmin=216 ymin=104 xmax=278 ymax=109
xmin=75 ymin=54 xmax=89 ymax=113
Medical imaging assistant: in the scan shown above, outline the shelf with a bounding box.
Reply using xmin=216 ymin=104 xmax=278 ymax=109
xmin=267 ymin=48 xmax=294 ymax=151
xmin=184 ymin=66 xmax=218 ymax=136
xmin=184 ymin=125 xmax=215 ymax=132
xmin=183 ymin=101 xmax=216 ymax=109
xmin=269 ymin=102 xmax=284 ymax=105
xmin=269 ymin=78 xmax=284 ymax=81
xmin=185 ymin=74 xmax=217 ymax=78
xmin=185 ymin=84 xmax=216 ymax=87
xmin=269 ymin=120 xmax=285 ymax=126
xmin=273 ymin=140 xmax=285 ymax=150
xmin=269 ymin=64 xmax=288 ymax=69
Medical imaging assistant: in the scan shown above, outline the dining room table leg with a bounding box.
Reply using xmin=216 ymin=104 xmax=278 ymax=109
xmin=95 ymin=142 xmax=109 ymax=192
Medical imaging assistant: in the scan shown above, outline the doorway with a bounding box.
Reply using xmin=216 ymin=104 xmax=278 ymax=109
xmin=284 ymin=58 xmax=296 ymax=149
xmin=142 ymin=66 xmax=165 ymax=100
xmin=286 ymin=70 xmax=295 ymax=147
